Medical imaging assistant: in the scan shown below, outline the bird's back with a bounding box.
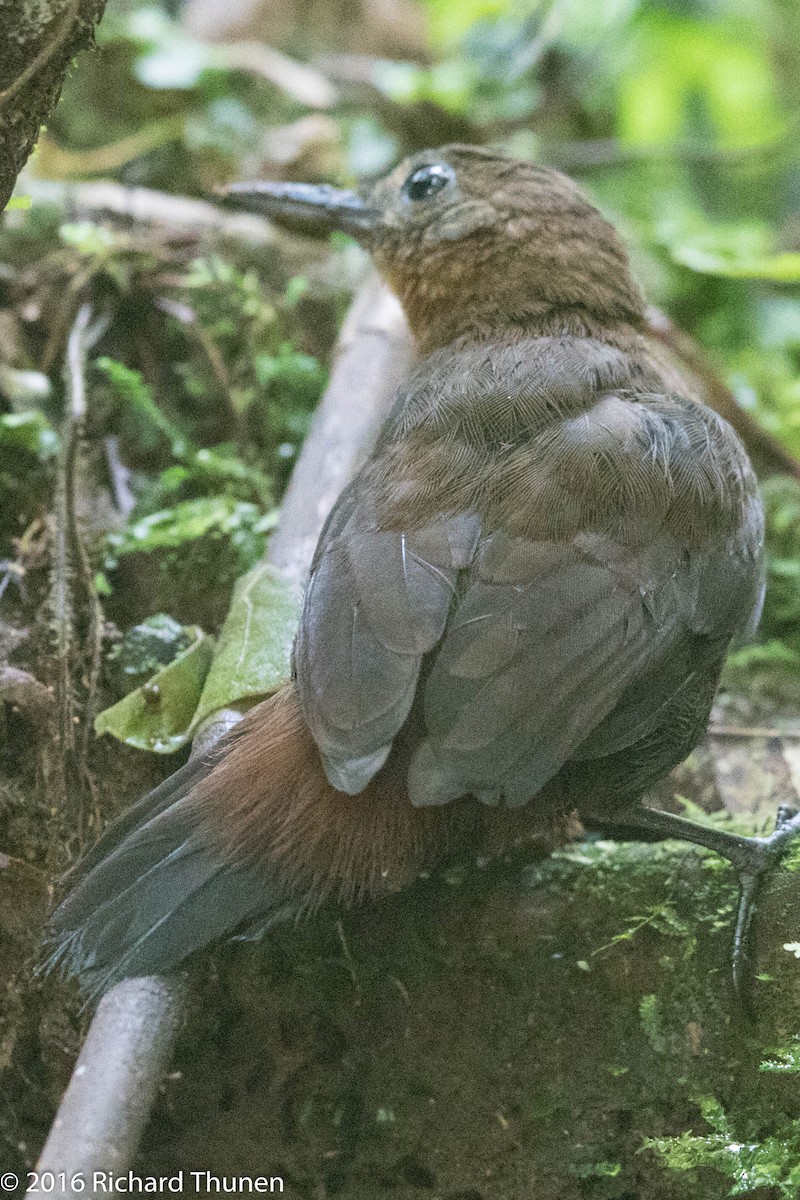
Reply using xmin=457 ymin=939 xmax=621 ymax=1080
xmin=296 ymin=329 xmax=763 ymax=814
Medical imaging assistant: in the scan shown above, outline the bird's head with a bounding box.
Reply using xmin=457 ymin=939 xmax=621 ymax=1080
xmin=225 ymin=145 xmax=645 ymax=352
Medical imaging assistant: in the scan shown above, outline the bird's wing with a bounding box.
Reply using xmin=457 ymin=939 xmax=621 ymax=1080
xmin=294 ymin=483 xmax=480 ymax=792
xmin=407 ymin=525 xmax=758 ymax=808
xmin=295 ymin=368 xmax=761 ymax=805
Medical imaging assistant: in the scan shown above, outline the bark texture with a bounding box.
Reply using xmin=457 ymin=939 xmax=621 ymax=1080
xmin=0 ymin=0 xmax=107 ymax=212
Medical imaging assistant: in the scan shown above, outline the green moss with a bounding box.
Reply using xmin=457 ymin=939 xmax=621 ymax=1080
xmin=759 ymin=1038 xmax=800 ymax=1075
xmin=639 ymin=994 xmax=668 ymax=1056
xmin=646 ymin=1096 xmax=800 ymax=1196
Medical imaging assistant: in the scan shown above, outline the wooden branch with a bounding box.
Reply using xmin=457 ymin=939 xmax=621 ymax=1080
xmin=20 ymin=178 xmax=280 ymax=245
xmin=29 ymin=276 xmax=414 ymax=1194
xmin=268 ymin=275 xmax=411 ymax=587
xmin=26 ymin=976 xmax=189 ymax=1188
xmin=214 ymin=42 xmax=338 ymax=109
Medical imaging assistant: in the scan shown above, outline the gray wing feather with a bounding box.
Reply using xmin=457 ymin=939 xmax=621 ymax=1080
xmin=407 ymin=530 xmax=698 ymax=807
xmin=294 ymin=370 xmax=761 ymax=807
xmin=295 ymin=505 xmax=480 ymax=792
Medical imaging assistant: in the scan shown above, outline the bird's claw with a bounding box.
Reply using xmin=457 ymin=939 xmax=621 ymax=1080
xmin=579 ymin=801 xmax=800 ymax=1018
xmin=731 ymin=805 xmax=800 ymax=1019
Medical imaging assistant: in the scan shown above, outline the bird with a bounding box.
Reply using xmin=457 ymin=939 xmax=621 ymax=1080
xmin=48 ymin=144 xmax=798 ymax=1003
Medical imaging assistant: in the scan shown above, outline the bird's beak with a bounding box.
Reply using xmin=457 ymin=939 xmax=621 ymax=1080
xmin=221 ymin=181 xmax=379 ymax=241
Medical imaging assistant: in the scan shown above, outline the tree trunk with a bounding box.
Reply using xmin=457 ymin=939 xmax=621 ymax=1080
xmin=0 ymin=0 xmax=107 ymax=212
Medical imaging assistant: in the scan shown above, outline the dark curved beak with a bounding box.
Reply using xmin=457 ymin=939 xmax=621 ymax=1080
xmin=221 ymin=181 xmax=379 ymax=240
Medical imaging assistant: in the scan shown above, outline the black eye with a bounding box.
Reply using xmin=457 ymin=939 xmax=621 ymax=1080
xmin=403 ymin=163 xmax=454 ymax=202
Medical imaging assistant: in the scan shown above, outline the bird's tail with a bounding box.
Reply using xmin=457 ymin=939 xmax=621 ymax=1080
xmin=46 ymin=685 xmax=430 ymax=996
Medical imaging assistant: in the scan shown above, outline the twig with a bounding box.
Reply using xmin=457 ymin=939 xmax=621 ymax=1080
xmin=49 ymin=305 xmax=109 ymax=846
xmin=29 ymin=276 xmax=414 ymax=1193
xmin=37 ymin=118 xmax=184 ymax=177
xmin=153 ymin=296 xmax=241 ymax=440
xmin=47 ymin=308 xmax=92 ymax=842
xmin=268 ymin=275 xmax=412 ymax=586
xmin=543 ymin=133 xmax=794 ymax=172
xmin=709 ymin=725 xmax=800 ymax=740
xmin=40 ymin=266 xmax=98 ymax=377
xmin=214 ymin=42 xmax=338 ymax=110
xmin=66 ymin=311 xmax=107 ymax=831
xmin=19 ymin=179 xmax=281 ymax=247
xmin=104 ymin=436 xmax=136 ymax=518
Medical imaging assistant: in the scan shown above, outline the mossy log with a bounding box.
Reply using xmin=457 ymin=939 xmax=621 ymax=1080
xmin=131 ymin=837 xmax=800 ymax=1199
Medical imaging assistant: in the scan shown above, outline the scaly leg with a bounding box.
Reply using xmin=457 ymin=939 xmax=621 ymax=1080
xmin=579 ymin=803 xmax=800 ymax=1015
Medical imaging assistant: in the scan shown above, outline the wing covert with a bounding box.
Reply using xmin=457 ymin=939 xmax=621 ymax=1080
xmin=295 ymin=498 xmax=480 ymax=793
xmin=407 ymin=528 xmax=714 ymax=807
xmin=293 ymin=351 xmax=761 ymax=809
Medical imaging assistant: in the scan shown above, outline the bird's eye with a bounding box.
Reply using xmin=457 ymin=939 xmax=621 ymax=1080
xmin=402 ymin=163 xmax=454 ymax=202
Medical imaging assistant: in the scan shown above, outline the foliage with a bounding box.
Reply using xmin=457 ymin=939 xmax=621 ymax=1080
xmin=759 ymin=1037 xmax=800 ymax=1075
xmin=3 ymin=0 xmax=795 ymax=662
xmin=95 ymin=624 xmax=214 ymax=752
xmin=106 ymin=612 xmax=195 ymax=687
xmin=646 ymin=1095 xmax=800 ymax=1197
xmin=190 ymin=562 xmax=301 ymax=729
xmin=94 ymin=562 xmax=301 ymax=750
xmin=759 ymin=477 xmax=800 ymax=647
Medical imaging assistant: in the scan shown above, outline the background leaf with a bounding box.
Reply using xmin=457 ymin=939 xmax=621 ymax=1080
xmin=94 ymin=627 xmax=215 ymax=752
xmin=191 ymin=562 xmax=303 ymax=728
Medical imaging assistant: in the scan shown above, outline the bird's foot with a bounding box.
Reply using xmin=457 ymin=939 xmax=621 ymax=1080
xmin=579 ymin=803 xmax=800 ymax=1018
xmin=729 ymin=804 xmax=800 ymax=1018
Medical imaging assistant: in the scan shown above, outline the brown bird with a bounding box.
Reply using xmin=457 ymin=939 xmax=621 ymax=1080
xmin=49 ymin=146 xmax=797 ymax=1001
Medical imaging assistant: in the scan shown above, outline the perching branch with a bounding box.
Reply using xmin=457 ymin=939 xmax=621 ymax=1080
xmin=29 ymin=276 xmax=413 ymax=1194
xmin=18 ymin=178 xmax=303 ymax=255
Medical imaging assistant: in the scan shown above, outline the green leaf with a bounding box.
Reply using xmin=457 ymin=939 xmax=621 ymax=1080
xmin=422 ymin=0 xmax=513 ymax=48
xmin=59 ymin=221 xmax=123 ymax=257
xmin=94 ymin=626 xmax=215 ymax=753
xmin=191 ymin=562 xmax=302 ymax=728
xmin=672 ymin=245 xmax=800 ymax=282
xmin=95 ymin=357 xmax=188 ymax=456
xmin=760 ymin=1039 xmax=800 ymax=1074
xmin=617 ymin=13 xmax=785 ymax=150
xmin=0 ymin=411 xmax=59 ymax=459
xmin=110 ymin=497 xmax=262 ymax=555
xmin=108 ymin=613 xmax=195 ymax=688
